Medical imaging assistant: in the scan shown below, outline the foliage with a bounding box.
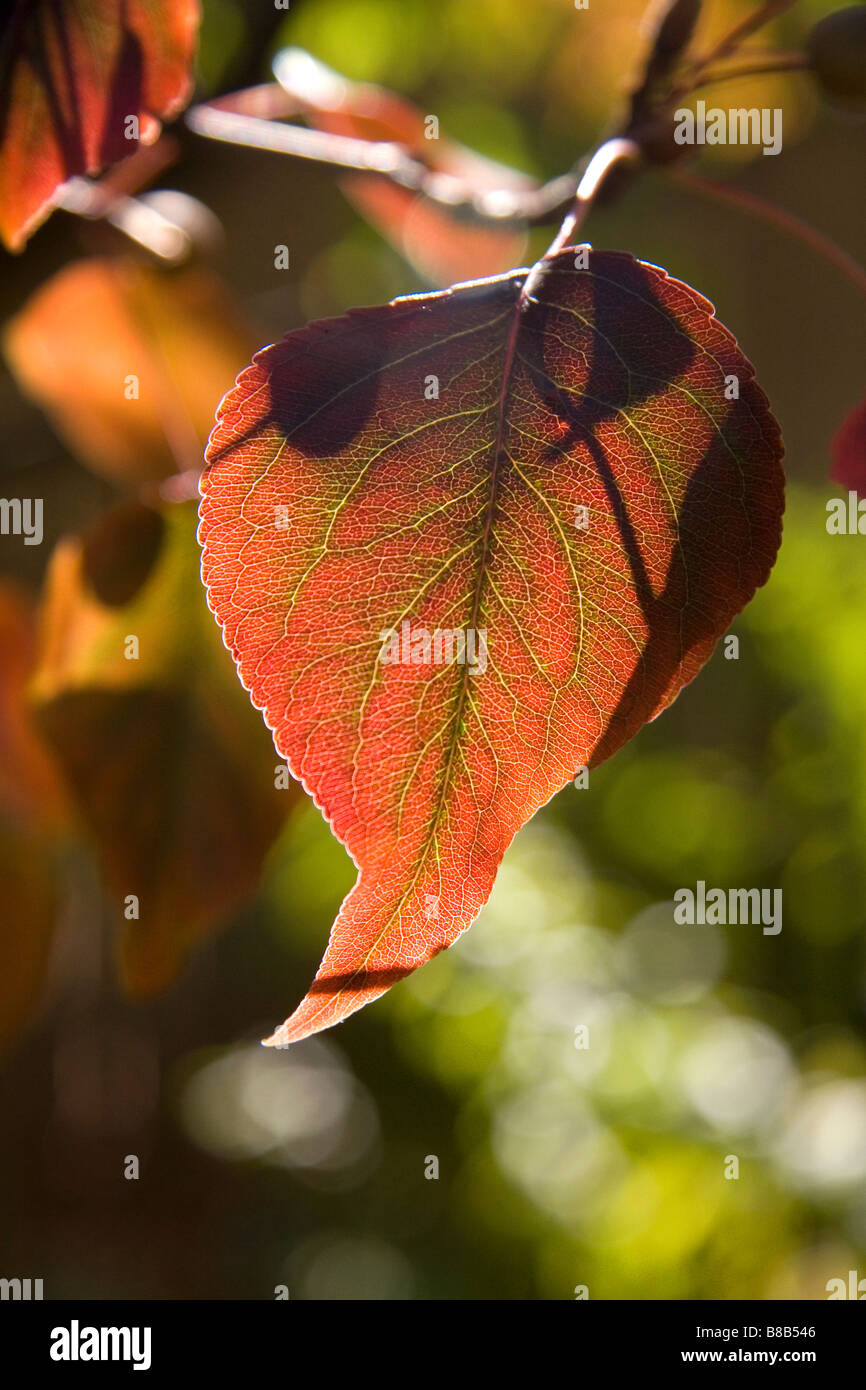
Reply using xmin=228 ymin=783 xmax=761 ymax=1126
xmin=0 ymin=0 xmax=864 ymax=1302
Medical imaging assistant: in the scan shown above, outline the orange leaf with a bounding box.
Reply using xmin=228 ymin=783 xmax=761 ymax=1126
xmin=199 ymin=248 xmax=784 ymax=1044
xmin=3 ymin=258 xmax=258 ymax=484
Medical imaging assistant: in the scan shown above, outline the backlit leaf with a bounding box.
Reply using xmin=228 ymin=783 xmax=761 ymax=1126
xmin=199 ymin=247 xmax=784 ymax=1045
xmin=0 ymin=0 xmax=200 ymax=251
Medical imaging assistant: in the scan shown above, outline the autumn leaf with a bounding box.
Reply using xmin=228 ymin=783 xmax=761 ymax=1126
xmin=199 ymin=247 xmax=784 ymax=1046
xmin=3 ymin=257 xmax=257 ymax=484
xmin=272 ymin=48 xmax=533 ymax=285
xmin=0 ymin=0 xmax=200 ymax=251
xmin=31 ymin=502 xmax=296 ymax=995
xmin=80 ymin=499 xmax=166 ymax=607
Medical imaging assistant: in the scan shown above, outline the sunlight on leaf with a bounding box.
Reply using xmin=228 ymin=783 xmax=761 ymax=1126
xmin=199 ymin=247 xmax=784 ymax=1044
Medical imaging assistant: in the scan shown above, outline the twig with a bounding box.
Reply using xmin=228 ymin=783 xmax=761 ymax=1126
xmin=677 ymin=52 xmax=809 ymax=94
xmin=185 ymin=93 xmax=582 ymax=227
xmin=680 ymin=0 xmax=799 ymax=80
xmin=186 ymin=102 xmax=417 ymax=180
xmin=543 ymin=139 xmax=642 ymax=258
xmin=684 ymin=0 xmax=799 ymax=72
xmin=57 ymin=178 xmax=193 ymax=263
xmin=626 ymin=0 xmax=702 ymax=135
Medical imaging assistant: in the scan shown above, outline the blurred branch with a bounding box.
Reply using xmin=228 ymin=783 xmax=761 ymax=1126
xmin=183 ymin=1 xmax=823 ymax=257
xmin=185 ymin=91 xmax=582 ymax=228
xmin=675 ymin=0 xmax=800 ymax=92
xmin=685 ymin=52 xmax=809 ymax=90
xmin=58 ymin=179 xmax=194 ymax=263
xmin=625 ymin=0 xmax=702 ymax=136
xmin=55 ymin=139 xmax=220 ymax=265
xmin=669 ymin=170 xmax=866 ymax=298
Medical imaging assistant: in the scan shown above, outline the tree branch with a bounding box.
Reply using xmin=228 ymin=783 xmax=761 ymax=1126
xmin=185 ymin=90 xmax=585 ymax=228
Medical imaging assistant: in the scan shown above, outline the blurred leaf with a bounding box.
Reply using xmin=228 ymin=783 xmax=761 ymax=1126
xmin=200 ymin=248 xmax=783 ymax=1044
xmin=3 ymin=257 xmax=258 ymax=484
xmin=274 ymin=48 xmax=532 ymax=285
xmin=31 ymin=502 xmax=298 ymax=995
xmin=0 ymin=0 xmax=201 ymax=251
xmin=830 ymin=394 xmax=866 ymax=491
xmin=81 ymin=500 xmax=166 ymax=606
xmin=0 ymin=584 xmax=68 ymax=828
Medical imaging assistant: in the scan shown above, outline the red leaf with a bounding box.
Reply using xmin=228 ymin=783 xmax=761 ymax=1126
xmin=199 ymin=248 xmax=784 ymax=1045
xmin=830 ymin=395 xmax=866 ymax=492
xmin=0 ymin=0 xmax=200 ymax=251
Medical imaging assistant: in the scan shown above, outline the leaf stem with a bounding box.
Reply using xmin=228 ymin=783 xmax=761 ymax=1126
xmin=542 ymin=138 xmax=642 ymax=259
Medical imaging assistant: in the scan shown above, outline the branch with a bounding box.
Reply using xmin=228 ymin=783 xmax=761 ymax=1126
xmin=678 ymin=0 xmax=800 ymax=86
xmin=185 ymin=92 xmax=586 ymax=228
xmin=543 ymin=139 xmax=642 ymax=258
xmin=182 ymin=4 xmax=810 ymax=248
xmin=680 ymin=51 xmax=809 ymax=92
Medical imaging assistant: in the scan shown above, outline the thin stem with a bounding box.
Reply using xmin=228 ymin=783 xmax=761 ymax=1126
xmin=668 ymin=169 xmax=866 ymax=298
xmin=542 ymin=138 xmax=641 ymax=259
xmin=186 ymin=103 xmax=416 ymax=180
xmin=682 ymin=52 xmax=809 ymax=92
xmin=186 ymin=91 xmax=582 ymax=227
xmin=682 ymin=0 xmax=800 ymax=77
xmin=58 ymin=178 xmax=192 ymax=263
